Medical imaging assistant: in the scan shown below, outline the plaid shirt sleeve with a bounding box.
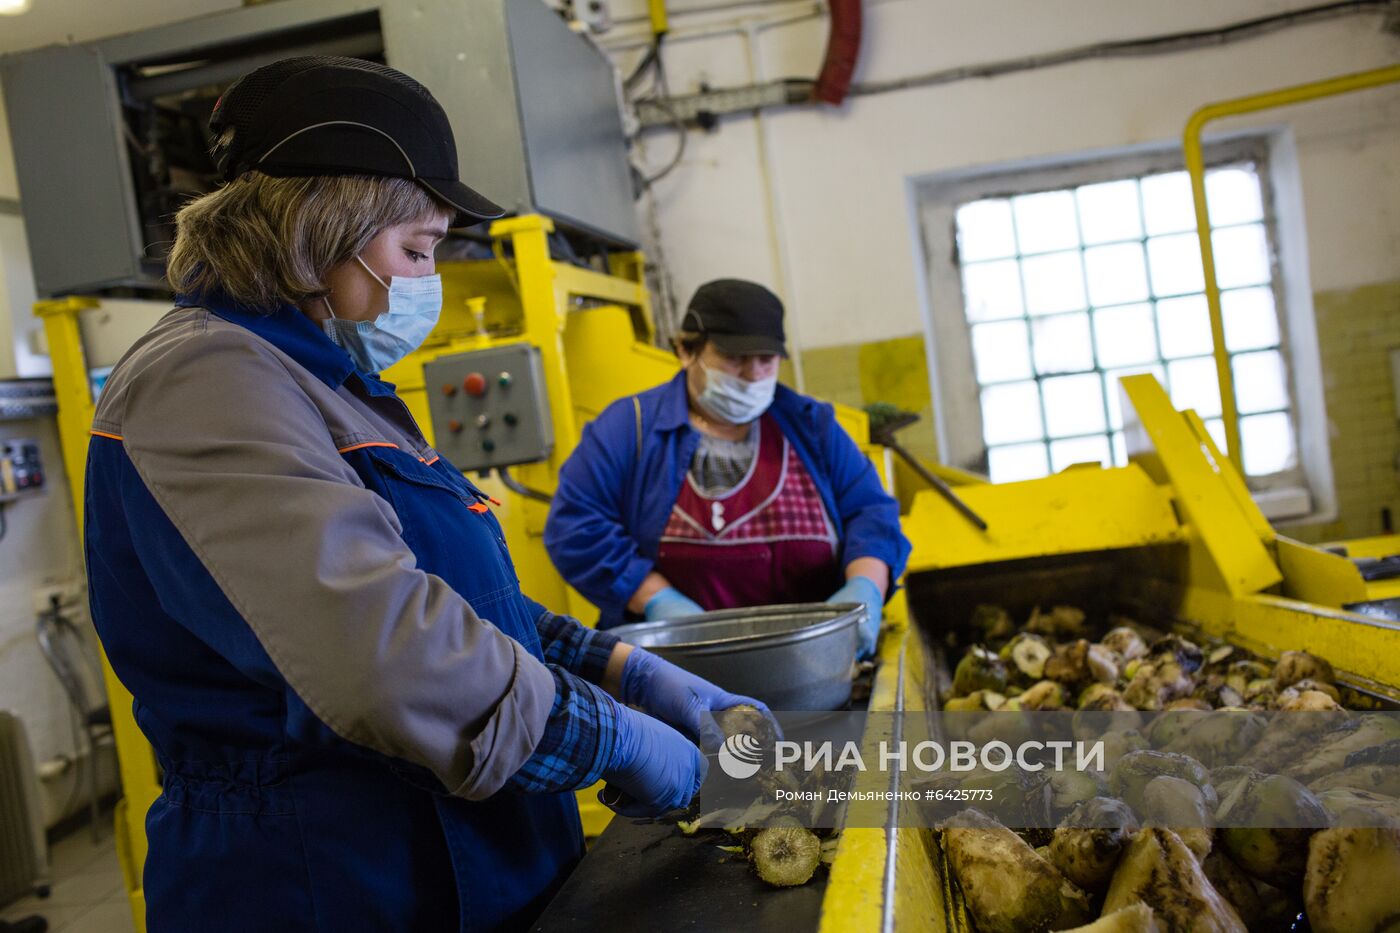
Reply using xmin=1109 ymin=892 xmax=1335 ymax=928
xmin=504 ymin=666 xmax=619 ymax=794
xmin=525 ymin=596 xmax=622 ymax=685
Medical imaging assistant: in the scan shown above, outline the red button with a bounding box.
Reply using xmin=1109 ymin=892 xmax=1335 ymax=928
xmin=448 ymin=419 xmax=463 ymax=433
xmin=441 ymin=383 xmax=457 ymax=396
xmin=463 ymin=373 xmax=487 ymax=397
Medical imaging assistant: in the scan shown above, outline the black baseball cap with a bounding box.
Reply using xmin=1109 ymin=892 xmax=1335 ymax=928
xmin=209 ymin=56 xmax=504 ymax=227
xmin=681 ymin=279 xmax=788 ymax=356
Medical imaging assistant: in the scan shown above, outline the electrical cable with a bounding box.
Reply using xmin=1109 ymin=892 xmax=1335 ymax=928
xmin=497 ymin=466 xmax=554 ymax=503
xmin=624 ymin=33 xmax=689 ymax=188
xmin=37 ymin=600 xmax=88 ymax=822
xmin=640 ymin=99 xmax=689 ymax=186
xmin=624 ymin=42 xmax=661 ymax=91
xmin=849 ymin=0 xmax=1393 ymax=97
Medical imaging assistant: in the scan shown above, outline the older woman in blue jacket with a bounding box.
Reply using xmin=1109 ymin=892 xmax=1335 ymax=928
xmin=546 ymin=280 xmax=910 ymax=657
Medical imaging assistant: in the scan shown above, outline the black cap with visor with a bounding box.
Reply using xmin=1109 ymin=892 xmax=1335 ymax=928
xmin=209 ymin=56 xmax=504 ymax=227
xmin=681 ymin=279 xmax=788 ymax=357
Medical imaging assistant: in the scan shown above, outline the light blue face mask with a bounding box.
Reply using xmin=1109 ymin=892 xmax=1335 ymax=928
xmin=322 ymin=256 xmax=442 ymax=373
xmin=696 ymin=363 xmax=777 ymax=425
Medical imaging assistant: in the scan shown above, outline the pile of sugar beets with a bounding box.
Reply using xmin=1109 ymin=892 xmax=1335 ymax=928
xmin=932 ymin=604 xmax=1400 ymax=933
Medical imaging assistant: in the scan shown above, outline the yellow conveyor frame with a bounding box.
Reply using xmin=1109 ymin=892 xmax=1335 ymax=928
xmin=808 ymin=372 xmax=1400 ymax=932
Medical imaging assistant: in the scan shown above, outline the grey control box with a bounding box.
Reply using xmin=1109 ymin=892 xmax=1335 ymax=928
xmin=424 ymin=345 xmax=553 ymax=472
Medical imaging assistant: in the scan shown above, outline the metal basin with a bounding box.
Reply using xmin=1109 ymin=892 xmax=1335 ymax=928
xmin=609 ymin=603 xmax=864 ymax=710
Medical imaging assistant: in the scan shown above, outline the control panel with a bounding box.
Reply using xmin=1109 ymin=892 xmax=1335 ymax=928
xmin=0 ymin=439 xmax=44 ymax=499
xmin=423 ymin=345 xmax=553 ymax=472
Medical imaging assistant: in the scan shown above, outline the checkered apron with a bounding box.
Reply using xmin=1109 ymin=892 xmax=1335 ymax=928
xmin=656 ymin=413 xmax=841 ymax=610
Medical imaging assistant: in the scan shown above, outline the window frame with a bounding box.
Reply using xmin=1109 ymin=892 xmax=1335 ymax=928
xmin=912 ymin=135 xmax=1326 ymax=518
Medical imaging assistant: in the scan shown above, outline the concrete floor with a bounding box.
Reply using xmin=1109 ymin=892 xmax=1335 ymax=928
xmin=1 ymin=829 xmax=134 ymax=933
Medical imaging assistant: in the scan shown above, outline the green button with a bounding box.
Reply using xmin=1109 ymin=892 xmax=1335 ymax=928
xmin=498 ymin=372 xmax=513 ymax=388
xmin=481 ymin=438 xmax=496 ymax=453
xmin=503 ymin=412 xmax=518 ymax=427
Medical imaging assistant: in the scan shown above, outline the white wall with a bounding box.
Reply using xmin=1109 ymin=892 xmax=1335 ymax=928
xmin=607 ymin=0 xmax=1400 ymax=350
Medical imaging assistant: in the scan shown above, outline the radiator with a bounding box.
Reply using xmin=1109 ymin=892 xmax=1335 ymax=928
xmin=0 ymin=711 xmax=50 ymax=906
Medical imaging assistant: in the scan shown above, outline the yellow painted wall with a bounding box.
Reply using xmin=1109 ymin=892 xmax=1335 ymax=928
xmin=791 ymin=337 xmax=939 ymax=463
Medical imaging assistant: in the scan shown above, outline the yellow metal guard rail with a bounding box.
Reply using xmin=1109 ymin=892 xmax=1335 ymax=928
xmin=1184 ymin=62 xmax=1400 ymax=471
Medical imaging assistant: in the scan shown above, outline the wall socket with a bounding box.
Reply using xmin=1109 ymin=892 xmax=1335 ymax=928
xmin=32 ymin=581 xmax=85 ymax=616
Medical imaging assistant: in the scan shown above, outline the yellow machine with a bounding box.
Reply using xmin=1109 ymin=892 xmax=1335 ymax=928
xmin=809 ymin=373 xmax=1400 ymax=932
xmin=805 ymin=63 xmax=1400 ymax=930
xmin=37 ymin=213 xmax=887 ymax=931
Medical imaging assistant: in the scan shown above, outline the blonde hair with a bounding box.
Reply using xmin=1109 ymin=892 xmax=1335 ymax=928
xmin=166 ymin=169 xmax=447 ymax=310
xmin=673 ymin=330 xmax=707 ymax=357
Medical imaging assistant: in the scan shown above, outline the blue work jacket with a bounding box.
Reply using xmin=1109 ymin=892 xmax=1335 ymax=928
xmin=85 ymin=296 xmax=580 ymax=932
xmin=545 ymin=371 xmax=911 ymax=628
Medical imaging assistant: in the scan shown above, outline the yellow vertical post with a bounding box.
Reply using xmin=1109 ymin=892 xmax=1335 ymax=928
xmin=35 ymin=298 xmax=98 ymax=517
xmin=1183 ymin=62 xmax=1400 ymax=472
xmin=647 ymin=0 xmax=668 ymax=37
xmin=606 ymin=251 xmax=657 ymax=342
xmin=35 ymin=298 xmax=155 ymax=931
xmin=489 ymin=215 xmax=582 ymax=479
xmin=1183 ymin=133 xmax=1242 ymax=471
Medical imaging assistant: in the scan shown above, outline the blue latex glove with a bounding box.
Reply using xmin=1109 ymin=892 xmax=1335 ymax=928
xmin=829 ymin=575 xmax=884 ymax=660
xmin=643 ymin=586 xmax=704 ymax=622
xmin=621 ymin=648 xmax=769 ymax=752
xmin=599 ymin=704 xmax=708 ymax=818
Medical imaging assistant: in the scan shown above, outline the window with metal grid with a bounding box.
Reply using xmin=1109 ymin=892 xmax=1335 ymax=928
xmin=952 ymin=159 xmax=1293 ymax=484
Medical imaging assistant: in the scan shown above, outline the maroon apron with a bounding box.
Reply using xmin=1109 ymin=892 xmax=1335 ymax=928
xmin=657 ymin=414 xmax=842 ymax=610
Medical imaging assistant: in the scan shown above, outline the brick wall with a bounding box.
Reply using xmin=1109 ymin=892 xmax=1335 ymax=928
xmin=1292 ymin=281 xmax=1400 ymax=542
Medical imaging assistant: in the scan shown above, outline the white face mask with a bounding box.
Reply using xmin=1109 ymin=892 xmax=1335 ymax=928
xmin=696 ymin=364 xmax=777 ymax=424
xmin=321 ymin=256 xmax=442 ymax=373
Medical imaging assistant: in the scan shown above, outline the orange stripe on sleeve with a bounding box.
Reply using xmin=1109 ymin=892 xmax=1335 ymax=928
xmin=467 ymin=502 xmax=489 ymax=513
xmin=337 ymin=441 xmax=400 ymax=454
xmin=89 ymin=430 xmax=125 ymax=441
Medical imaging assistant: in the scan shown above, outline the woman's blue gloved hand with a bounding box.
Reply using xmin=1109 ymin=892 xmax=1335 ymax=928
xmin=621 ymin=648 xmax=769 ymax=752
xmin=642 ymin=587 xmax=704 ymax=622
xmin=828 ymin=575 xmax=884 ymax=660
xmin=599 ymin=704 xmax=707 ymax=818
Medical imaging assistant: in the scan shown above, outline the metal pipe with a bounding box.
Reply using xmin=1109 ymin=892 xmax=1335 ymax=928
xmin=603 ymin=6 xmax=822 ymax=54
xmin=1183 ymin=62 xmax=1400 ymax=471
xmin=812 ymin=0 xmax=861 ymax=104
xmin=881 ymin=435 xmax=988 ymax=531
xmin=742 ymin=22 xmax=807 ymax=392
xmin=612 ymin=0 xmax=817 ymax=30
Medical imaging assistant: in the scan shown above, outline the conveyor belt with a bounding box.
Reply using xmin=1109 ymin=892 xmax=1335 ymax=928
xmin=1353 ymin=553 xmax=1400 ymax=582
xmin=532 ymin=816 xmax=828 ymax=932
xmin=535 ymin=669 xmax=878 ymax=931
xmin=1343 ymin=596 xmax=1400 ymax=625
